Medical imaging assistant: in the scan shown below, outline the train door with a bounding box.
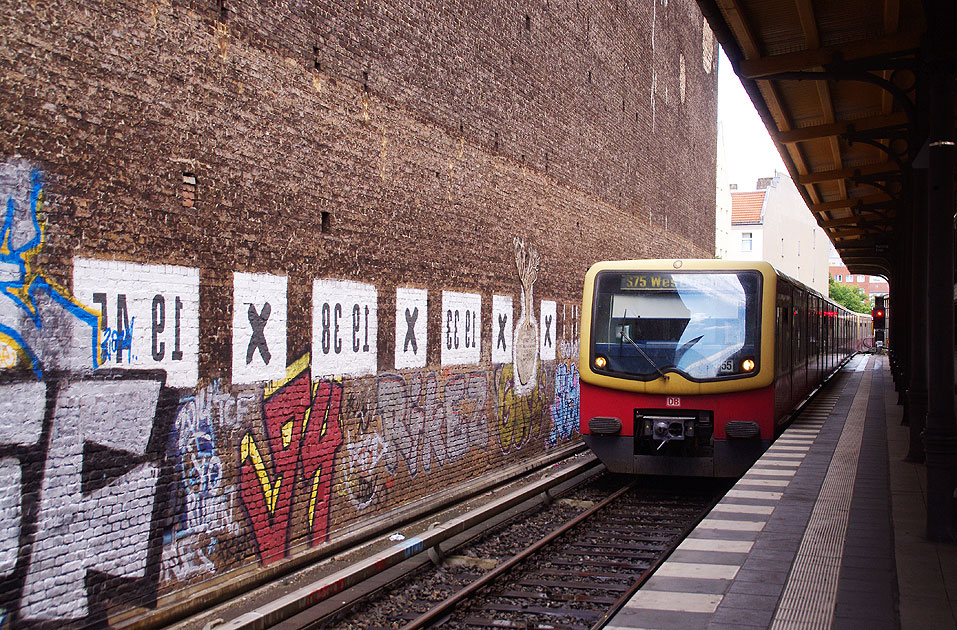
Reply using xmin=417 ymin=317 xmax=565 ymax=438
xmin=792 ymin=289 xmax=807 ymax=403
xmin=774 ymin=282 xmax=792 ymax=425
xmin=812 ymin=296 xmax=821 ymax=387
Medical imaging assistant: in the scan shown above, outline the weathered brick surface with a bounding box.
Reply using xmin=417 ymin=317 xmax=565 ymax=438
xmin=0 ymin=0 xmax=715 ymax=626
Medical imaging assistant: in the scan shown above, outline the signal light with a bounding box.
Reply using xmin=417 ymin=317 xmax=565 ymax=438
xmin=595 ymin=355 xmax=607 ymax=369
xmin=872 ymin=308 xmax=886 ymax=329
xmin=741 ymin=358 xmax=755 ymax=372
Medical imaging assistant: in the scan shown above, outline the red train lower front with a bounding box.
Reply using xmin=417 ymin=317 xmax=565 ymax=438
xmin=580 ymin=380 xmax=774 ymax=477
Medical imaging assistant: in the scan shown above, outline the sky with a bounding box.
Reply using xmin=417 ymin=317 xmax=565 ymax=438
xmin=717 ymin=47 xmax=787 ymax=191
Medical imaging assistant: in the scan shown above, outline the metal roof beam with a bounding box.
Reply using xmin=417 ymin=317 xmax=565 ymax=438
xmin=832 ymin=226 xmax=893 ymax=239
xmin=738 ymin=30 xmax=921 ymax=79
xmin=798 ymin=162 xmax=901 ymax=185
xmin=819 ymin=213 xmax=890 ymax=229
xmin=775 ymin=112 xmax=909 ymax=143
xmin=810 ymin=193 xmax=892 ymax=213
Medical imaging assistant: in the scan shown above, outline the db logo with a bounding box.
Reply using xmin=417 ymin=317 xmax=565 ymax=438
xmin=666 ymin=397 xmax=681 ymax=407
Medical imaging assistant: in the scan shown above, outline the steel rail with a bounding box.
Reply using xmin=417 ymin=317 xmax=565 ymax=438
xmin=590 ymin=487 xmax=727 ymax=628
xmin=401 ymin=481 xmax=637 ymax=629
xmin=216 ymin=454 xmax=602 ymax=630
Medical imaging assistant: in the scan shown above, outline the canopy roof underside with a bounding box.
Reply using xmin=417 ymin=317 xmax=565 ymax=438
xmin=699 ymin=0 xmax=956 ymax=277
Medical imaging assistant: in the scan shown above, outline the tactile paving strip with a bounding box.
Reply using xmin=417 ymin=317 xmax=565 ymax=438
xmin=770 ymin=357 xmax=873 ymax=629
xmin=606 ymin=358 xmax=857 ymax=630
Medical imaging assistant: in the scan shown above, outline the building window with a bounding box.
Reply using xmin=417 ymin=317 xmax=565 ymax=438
xmin=741 ymin=232 xmax=753 ymax=252
xmin=837 ymin=274 xmax=843 ymax=281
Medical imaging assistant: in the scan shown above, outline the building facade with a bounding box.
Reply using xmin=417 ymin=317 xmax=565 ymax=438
xmin=715 ymin=122 xmax=734 ymax=258
xmin=0 ymin=1 xmax=717 ymax=626
xmin=730 ymin=171 xmax=830 ymax=294
xmin=829 ymin=265 xmax=890 ymax=297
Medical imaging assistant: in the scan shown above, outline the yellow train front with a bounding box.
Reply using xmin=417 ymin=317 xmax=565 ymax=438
xmin=579 ymin=260 xmax=868 ymax=477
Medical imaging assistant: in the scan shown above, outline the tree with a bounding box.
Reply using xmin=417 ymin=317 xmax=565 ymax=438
xmin=828 ymin=275 xmax=873 ymax=313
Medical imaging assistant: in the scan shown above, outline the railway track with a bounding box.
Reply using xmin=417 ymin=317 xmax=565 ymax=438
xmin=296 ymin=475 xmax=728 ymax=630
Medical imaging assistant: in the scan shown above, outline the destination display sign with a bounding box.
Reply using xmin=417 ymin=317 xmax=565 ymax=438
xmin=620 ymin=273 xmax=677 ymax=290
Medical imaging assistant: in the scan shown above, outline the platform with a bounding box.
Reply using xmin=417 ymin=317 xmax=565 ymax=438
xmin=607 ymin=353 xmax=957 ymax=630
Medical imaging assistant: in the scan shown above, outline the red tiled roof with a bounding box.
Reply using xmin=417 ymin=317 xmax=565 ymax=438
xmin=731 ymin=191 xmax=765 ymax=224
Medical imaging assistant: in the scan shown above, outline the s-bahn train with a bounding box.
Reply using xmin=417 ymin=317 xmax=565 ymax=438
xmin=579 ymin=260 xmax=871 ymax=477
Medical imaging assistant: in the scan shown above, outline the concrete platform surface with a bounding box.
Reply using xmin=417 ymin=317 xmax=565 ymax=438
xmin=606 ymin=353 xmax=957 ymax=630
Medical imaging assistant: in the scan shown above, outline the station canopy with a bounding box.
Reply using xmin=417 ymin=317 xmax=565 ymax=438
xmin=697 ymin=0 xmax=954 ymax=277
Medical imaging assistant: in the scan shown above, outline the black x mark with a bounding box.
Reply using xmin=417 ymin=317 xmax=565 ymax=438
xmin=497 ymin=313 xmax=508 ymax=350
xmin=246 ymin=302 xmax=271 ymax=365
xmin=404 ymin=307 xmax=419 ymax=354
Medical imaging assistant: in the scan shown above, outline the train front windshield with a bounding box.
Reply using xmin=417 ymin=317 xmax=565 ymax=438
xmin=591 ymin=270 xmax=762 ymax=381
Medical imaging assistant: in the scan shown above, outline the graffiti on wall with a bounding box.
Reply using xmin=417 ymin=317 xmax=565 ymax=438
xmin=493 ymin=362 xmax=550 ymax=453
xmin=0 ymin=159 xmax=102 ymax=378
xmin=0 ymin=374 xmax=173 ymax=624
xmin=0 ymin=155 xmax=584 ymax=628
xmin=162 ymin=382 xmax=251 ymax=583
xmin=549 ymin=362 xmax=580 ymax=446
xmin=343 ymin=428 xmax=388 ymax=511
xmin=238 ymin=354 xmax=344 ymax=565
xmin=378 ymin=370 xmax=489 ymax=479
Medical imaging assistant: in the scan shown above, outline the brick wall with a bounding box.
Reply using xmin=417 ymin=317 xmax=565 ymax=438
xmin=0 ymin=0 xmax=716 ymax=626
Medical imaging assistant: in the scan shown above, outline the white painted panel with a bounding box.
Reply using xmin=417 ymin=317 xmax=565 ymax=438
xmin=441 ymin=291 xmax=481 ymax=366
xmin=232 ymin=272 xmax=287 ymax=384
xmin=395 ymin=287 xmax=427 ymax=369
xmin=539 ymin=300 xmax=556 ymax=360
xmin=491 ymin=295 xmax=513 ymax=364
xmin=73 ymin=259 xmax=200 ymax=387
xmin=312 ymin=279 xmax=378 ymax=378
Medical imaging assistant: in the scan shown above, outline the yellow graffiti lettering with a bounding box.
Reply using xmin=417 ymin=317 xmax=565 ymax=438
xmin=308 ymin=467 xmax=321 ymax=530
xmin=240 ymin=434 xmax=283 ymax=514
xmin=281 ymin=420 xmax=293 ymax=449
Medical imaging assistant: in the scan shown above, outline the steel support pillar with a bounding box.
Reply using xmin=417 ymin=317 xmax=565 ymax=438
xmin=894 ymin=204 xmax=912 ymax=408
xmin=923 ymin=0 xmax=956 ymax=542
xmin=907 ymin=168 xmax=928 ymax=461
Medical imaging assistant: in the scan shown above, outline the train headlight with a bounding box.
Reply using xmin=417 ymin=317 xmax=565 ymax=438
xmin=741 ymin=358 xmax=756 ymax=372
xmin=595 ymin=355 xmax=607 ymax=369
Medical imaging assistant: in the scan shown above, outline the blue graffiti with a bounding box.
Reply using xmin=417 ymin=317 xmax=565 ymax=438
xmin=100 ymin=320 xmax=136 ymax=363
xmin=548 ymin=362 xmax=580 ymax=446
xmin=0 ymin=165 xmax=101 ymax=378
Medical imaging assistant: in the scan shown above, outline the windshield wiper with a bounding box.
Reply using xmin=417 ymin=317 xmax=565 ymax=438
xmin=620 ymin=330 xmax=669 ymax=380
xmin=676 ymin=335 xmax=703 ymax=361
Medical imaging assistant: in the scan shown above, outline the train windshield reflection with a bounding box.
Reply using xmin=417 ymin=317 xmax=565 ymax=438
xmin=592 ymin=270 xmax=762 ymax=380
